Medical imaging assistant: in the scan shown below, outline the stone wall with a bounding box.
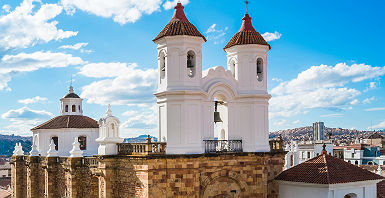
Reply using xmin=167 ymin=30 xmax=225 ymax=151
xmin=12 ymin=152 xmax=285 ymax=198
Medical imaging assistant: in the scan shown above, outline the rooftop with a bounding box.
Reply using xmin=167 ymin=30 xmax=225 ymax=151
xmin=276 ymin=153 xmax=384 ymax=184
xmin=31 ymin=115 xmax=98 ymax=130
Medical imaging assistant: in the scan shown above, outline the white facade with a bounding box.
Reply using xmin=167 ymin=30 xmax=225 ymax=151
xmin=154 ymin=35 xmax=271 ymax=154
xmin=31 ymin=87 xmax=99 ymax=157
xmin=279 ymin=180 xmax=380 ymax=198
xmin=285 ymin=140 xmax=333 ymax=169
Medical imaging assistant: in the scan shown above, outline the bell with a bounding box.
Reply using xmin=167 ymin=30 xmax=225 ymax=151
xmin=187 ymin=59 xmax=194 ymax=68
xmin=214 ymin=111 xmax=223 ymax=123
xmin=214 ymin=101 xmax=223 ymax=123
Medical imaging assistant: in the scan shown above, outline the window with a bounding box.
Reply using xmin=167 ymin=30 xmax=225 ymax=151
xmin=51 ymin=136 xmax=58 ymax=151
xmin=72 ymin=105 xmax=76 ymax=112
xmin=65 ymin=105 xmax=68 ymax=112
xmin=307 ymin=151 xmax=310 ymax=158
xmin=78 ymin=136 xmax=87 ymax=150
xmin=230 ymin=59 xmax=236 ymax=78
xmin=78 ymin=105 xmax=81 ymax=111
xmin=344 ymin=193 xmax=357 ymax=198
xmin=290 ymin=155 xmax=293 ymax=166
xmin=256 ymin=58 xmax=263 ymax=82
xmin=368 ymin=161 xmax=373 ymax=165
xmin=383 ymin=161 xmax=385 ymax=165
xmin=352 ymin=153 xmax=355 ymax=158
xmin=159 ymin=52 xmax=166 ymax=81
xmin=187 ymin=51 xmax=195 ymax=77
xmin=355 ymin=160 xmax=358 ymax=165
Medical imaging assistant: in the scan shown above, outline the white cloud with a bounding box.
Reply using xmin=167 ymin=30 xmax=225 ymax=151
xmin=362 ymin=96 xmax=375 ymax=104
xmin=18 ymin=96 xmax=48 ymax=104
xmin=79 ymin=62 xmax=157 ymax=105
xmin=371 ymin=121 xmax=385 ymax=130
xmin=205 ymin=24 xmax=228 ymax=44
xmin=61 ymin=0 xmax=164 ymax=25
xmin=320 ymin=113 xmax=343 ymax=118
xmin=0 ymin=51 xmax=84 ymax=91
xmin=272 ymin=77 xmax=283 ymax=82
xmin=163 ymin=0 xmax=189 ymax=10
xmin=1 ymin=107 xmax=53 ymax=135
xmin=292 ymin=120 xmax=300 ymax=124
xmin=120 ymin=105 xmax=157 ymax=137
xmin=365 ymin=107 xmax=385 ymax=112
xmin=59 ymin=42 xmax=88 ymax=50
xmin=2 ymin=107 xmax=53 ymax=119
xmin=0 ymin=0 xmax=77 ymax=50
xmin=2 ymin=4 xmax=11 ymax=13
xmin=262 ymin=31 xmax=282 ymax=42
xmin=270 ymin=63 xmax=385 ymax=118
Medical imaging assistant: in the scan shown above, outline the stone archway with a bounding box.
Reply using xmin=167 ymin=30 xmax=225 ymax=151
xmin=202 ymin=176 xmax=242 ymax=198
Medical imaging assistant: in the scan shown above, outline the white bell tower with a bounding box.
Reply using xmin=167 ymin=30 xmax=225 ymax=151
xmin=60 ymin=86 xmax=83 ymax=116
xmin=153 ymin=2 xmax=206 ymax=154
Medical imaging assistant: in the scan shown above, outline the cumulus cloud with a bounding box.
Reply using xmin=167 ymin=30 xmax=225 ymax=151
xmin=320 ymin=113 xmax=343 ymax=118
xmin=372 ymin=121 xmax=385 ymax=130
xmin=2 ymin=4 xmax=11 ymax=13
xmin=61 ymin=0 xmax=164 ymax=25
xmin=0 ymin=51 xmax=84 ymax=91
xmin=2 ymin=107 xmax=53 ymax=119
xmin=362 ymin=96 xmax=375 ymax=104
xmin=205 ymin=24 xmax=228 ymax=44
xmin=59 ymin=42 xmax=87 ymax=50
xmin=1 ymin=107 xmax=53 ymax=135
xmin=270 ymin=63 xmax=385 ymax=118
xmin=120 ymin=105 xmax=157 ymax=137
xmin=262 ymin=31 xmax=282 ymax=42
xmin=0 ymin=0 xmax=77 ymax=50
xmin=163 ymin=0 xmax=189 ymax=10
xmin=79 ymin=62 xmax=157 ymax=105
xmin=18 ymin=96 xmax=48 ymax=105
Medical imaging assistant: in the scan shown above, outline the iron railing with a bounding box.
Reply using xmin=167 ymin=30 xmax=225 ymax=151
xmin=203 ymin=140 xmax=242 ymax=153
xmin=117 ymin=142 xmax=166 ymax=155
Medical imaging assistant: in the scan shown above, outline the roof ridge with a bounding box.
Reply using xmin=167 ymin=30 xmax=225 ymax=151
xmin=66 ymin=116 xmax=70 ymax=128
xmin=324 ymin=155 xmax=331 ymax=184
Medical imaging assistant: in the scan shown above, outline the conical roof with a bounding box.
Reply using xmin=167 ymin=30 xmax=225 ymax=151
xmin=276 ymin=153 xmax=384 ymax=184
xmin=153 ymin=3 xmax=206 ymax=42
xmin=224 ymin=14 xmax=270 ymax=50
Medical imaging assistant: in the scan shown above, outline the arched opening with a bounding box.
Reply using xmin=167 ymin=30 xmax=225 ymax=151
xmin=159 ymin=51 xmax=166 ymax=83
xmin=72 ymin=105 xmax=76 ymax=112
xmin=290 ymin=155 xmax=294 ymax=166
xmin=355 ymin=160 xmax=358 ymax=165
xmin=344 ymin=193 xmax=357 ymax=198
xmin=65 ymin=105 xmax=68 ymax=112
xmin=256 ymin=58 xmax=263 ymax=82
xmin=383 ymin=161 xmax=385 ymax=165
xmin=78 ymin=105 xmax=81 ymax=111
xmin=111 ymin=123 xmax=115 ymax=137
xmin=229 ymin=59 xmax=237 ymax=79
xmin=368 ymin=161 xmax=373 ymax=165
xmin=78 ymin=136 xmax=87 ymax=150
xmin=307 ymin=152 xmax=310 ymax=158
xmin=187 ymin=50 xmax=195 ymax=78
xmin=51 ymin=136 xmax=58 ymax=151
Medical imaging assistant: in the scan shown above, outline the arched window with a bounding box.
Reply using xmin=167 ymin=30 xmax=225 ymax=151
xmin=159 ymin=52 xmax=166 ymax=81
xmin=65 ymin=105 xmax=68 ymax=112
xmin=187 ymin=50 xmax=195 ymax=77
xmin=78 ymin=136 xmax=86 ymax=150
xmin=307 ymin=152 xmax=310 ymax=158
xmin=78 ymin=105 xmax=81 ymax=111
xmin=256 ymin=58 xmax=263 ymax=82
xmin=51 ymin=136 xmax=58 ymax=151
xmin=355 ymin=160 xmax=358 ymax=165
xmin=290 ymin=155 xmax=293 ymax=166
xmin=368 ymin=161 xmax=373 ymax=165
xmin=344 ymin=193 xmax=357 ymax=198
xmin=72 ymin=105 xmax=76 ymax=112
xmin=383 ymin=161 xmax=385 ymax=165
xmin=111 ymin=123 xmax=115 ymax=137
xmin=230 ymin=59 xmax=236 ymax=78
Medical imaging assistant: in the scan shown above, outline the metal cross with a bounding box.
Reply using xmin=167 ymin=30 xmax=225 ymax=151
xmin=245 ymin=0 xmax=249 ymax=14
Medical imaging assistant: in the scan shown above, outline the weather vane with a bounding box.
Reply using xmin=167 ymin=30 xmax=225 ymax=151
xmin=245 ymin=0 xmax=249 ymax=14
xmin=70 ymin=74 xmax=73 ymax=87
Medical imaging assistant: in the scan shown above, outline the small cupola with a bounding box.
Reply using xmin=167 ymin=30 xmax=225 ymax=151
xmin=60 ymin=86 xmax=83 ymax=116
xmin=224 ymin=13 xmax=270 ymax=50
xmin=153 ymin=2 xmax=206 ymax=42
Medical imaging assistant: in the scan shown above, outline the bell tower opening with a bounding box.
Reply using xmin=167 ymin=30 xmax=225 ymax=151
xmin=187 ymin=50 xmax=196 ymax=77
xmin=213 ymin=94 xmax=228 ymax=141
xmin=257 ymin=58 xmax=263 ymax=82
xmin=159 ymin=51 xmax=166 ymax=83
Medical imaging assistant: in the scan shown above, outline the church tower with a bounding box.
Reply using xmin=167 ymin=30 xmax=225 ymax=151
xmin=153 ymin=2 xmax=206 ymax=154
xmin=224 ymin=13 xmax=270 ymax=93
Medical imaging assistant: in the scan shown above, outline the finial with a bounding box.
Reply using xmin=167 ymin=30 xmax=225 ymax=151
xmin=245 ymin=0 xmax=249 ymax=14
xmin=30 ymin=138 xmax=39 ymax=156
xmin=321 ymin=143 xmax=327 ymax=155
xmin=106 ymin=104 xmax=112 ymax=116
xmin=47 ymin=140 xmax=58 ymax=157
xmin=69 ymin=138 xmax=83 ymax=157
xmin=377 ymin=165 xmax=382 ymax=175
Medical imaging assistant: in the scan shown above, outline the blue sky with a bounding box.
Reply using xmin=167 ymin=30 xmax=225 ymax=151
xmin=0 ymin=0 xmax=384 ymax=137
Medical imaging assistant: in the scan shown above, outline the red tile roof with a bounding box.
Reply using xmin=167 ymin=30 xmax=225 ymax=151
xmin=378 ymin=180 xmax=385 ymax=198
xmin=224 ymin=14 xmax=270 ymax=50
xmin=153 ymin=3 xmax=206 ymax=42
xmin=31 ymin=115 xmax=98 ymax=130
xmin=275 ymin=154 xmax=384 ymax=184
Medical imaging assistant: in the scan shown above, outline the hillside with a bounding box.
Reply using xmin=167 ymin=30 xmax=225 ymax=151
xmin=0 ymin=134 xmax=32 ymax=157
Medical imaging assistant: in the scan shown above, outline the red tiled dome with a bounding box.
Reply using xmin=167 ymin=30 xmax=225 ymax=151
xmin=153 ymin=3 xmax=206 ymax=42
xmin=224 ymin=14 xmax=270 ymax=50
